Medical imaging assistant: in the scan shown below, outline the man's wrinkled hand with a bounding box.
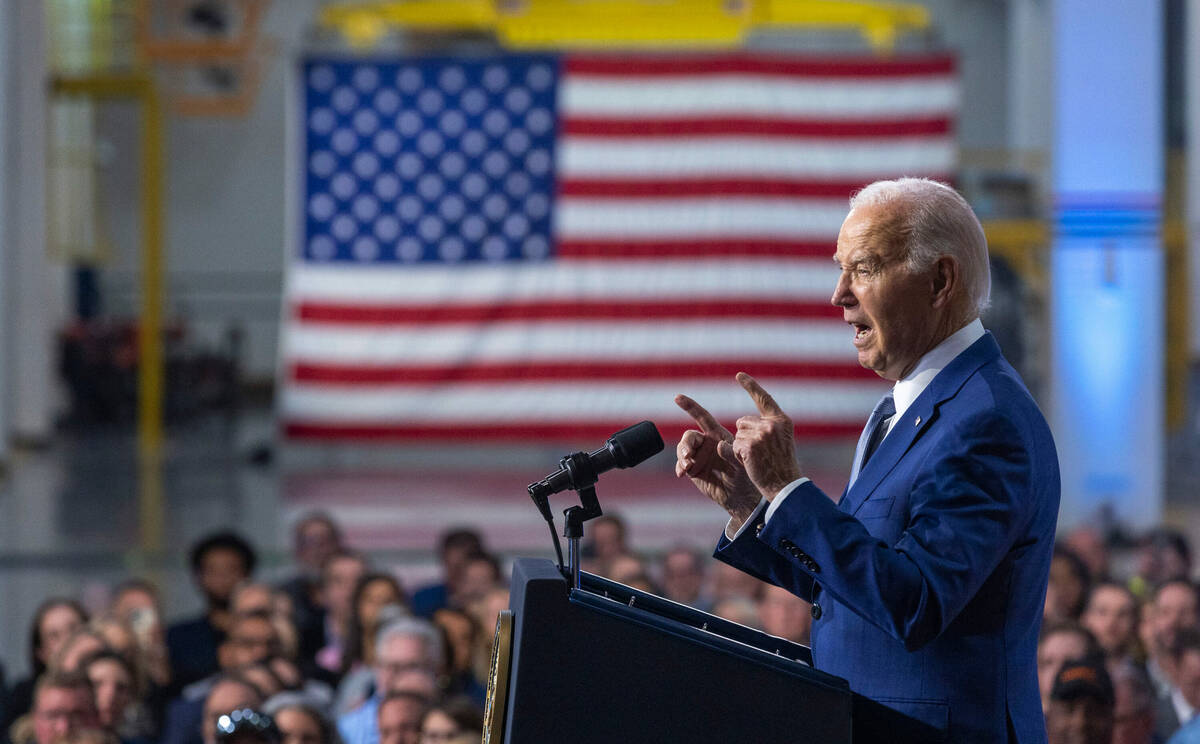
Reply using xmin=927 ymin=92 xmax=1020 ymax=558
xmin=729 ymin=372 xmax=802 ymax=499
xmin=673 ymin=392 xmax=760 ymax=531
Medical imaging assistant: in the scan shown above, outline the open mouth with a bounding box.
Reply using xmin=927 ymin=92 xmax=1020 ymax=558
xmin=852 ymin=322 xmax=872 ymax=342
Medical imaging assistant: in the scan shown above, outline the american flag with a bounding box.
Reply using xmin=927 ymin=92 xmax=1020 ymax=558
xmin=281 ymin=53 xmax=958 ymax=443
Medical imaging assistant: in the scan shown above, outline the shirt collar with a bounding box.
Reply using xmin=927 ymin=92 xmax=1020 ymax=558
xmin=891 ymin=318 xmax=985 ymax=423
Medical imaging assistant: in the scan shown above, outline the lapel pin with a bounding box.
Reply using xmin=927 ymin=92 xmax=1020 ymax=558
xmin=915 ymin=416 xmax=922 ymax=426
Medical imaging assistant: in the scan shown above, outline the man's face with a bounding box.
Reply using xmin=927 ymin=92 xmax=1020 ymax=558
xmin=661 ymin=551 xmax=703 ymax=603
xmin=322 ymin=556 xmax=365 ymax=619
xmin=202 ymin=681 xmax=262 ymax=744
xmin=275 ymin=709 xmax=322 ymax=744
xmin=296 ymin=521 xmax=339 ymax=573
xmin=758 ymin=584 xmax=812 ymax=644
xmin=1178 ymin=649 xmax=1200 ymax=710
xmin=1045 ymin=697 xmax=1114 ymax=744
xmin=832 ymin=205 xmax=942 ymax=381
xmin=226 ymin=616 xmax=279 ymax=668
xmin=1111 ymin=673 xmax=1155 ymax=744
xmin=1037 ymin=632 xmax=1090 ymax=703
xmin=38 ymin=606 xmax=84 ymax=666
xmin=1081 ymin=586 xmax=1137 ymax=656
xmin=198 ymin=548 xmax=249 ymax=608
xmin=1151 ymin=584 xmax=1199 ymax=656
xmin=377 ymin=698 xmax=424 ymax=744
xmin=375 ymin=635 xmax=435 ymax=696
xmin=33 ymin=686 xmax=96 ymax=744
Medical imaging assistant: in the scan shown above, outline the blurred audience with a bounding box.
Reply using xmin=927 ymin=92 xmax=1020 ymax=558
xmin=279 ymin=514 xmax=345 ymax=667
xmin=1110 ymin=660 xmax=1157 ymax=744
xmin=1081 ymin=581 xmax=1141 ymax=664
xmin=374 ymin=693 xmax=426 ymax=744
xmin=410 ymin=530 xmax=484 ymax=619
xmin=1037 ymin=621 xmax=1103 ymax=710
xmin=1045 ymin=545 xmax=1092 ymax=624
xmin=22 ymin=671 xmax=99 ymax=744
xmin=658 ymin=546 xmax=709 ymax=610
xmin=335 ymin=574 xmax=408 ymax=715
xmin=5 ymin=598 xmax=89 ymax=731
xmin=417 ymin=697 xmax=482 ymax=744
xmin=314 ymin=551 xmax=367 ymax=677
xmin=1044 ymin=658 xmax=1115 ymax=744
xmin=1159 ymin=628 xmax=1200 ymax=740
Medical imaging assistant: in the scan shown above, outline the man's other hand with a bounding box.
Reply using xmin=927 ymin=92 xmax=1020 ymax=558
xmin=731 ymin=372 xmax=802 ymax=499
xmin=673 ymin=392 xmax=760 ymax=532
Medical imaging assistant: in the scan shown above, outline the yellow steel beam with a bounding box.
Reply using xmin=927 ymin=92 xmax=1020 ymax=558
xmin=50 ymin=73 xmax=165 ymax=555
xmin=318 ymin=0 xmax=930 ymax=51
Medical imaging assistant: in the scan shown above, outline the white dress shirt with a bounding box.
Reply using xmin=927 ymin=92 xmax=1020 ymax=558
xmin=725 ymin=318 xmax=986 ymax=540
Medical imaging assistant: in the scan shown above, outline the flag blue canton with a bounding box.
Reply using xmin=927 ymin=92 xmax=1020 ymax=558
xmin=303 ymin=56 xmax=559 ymax=264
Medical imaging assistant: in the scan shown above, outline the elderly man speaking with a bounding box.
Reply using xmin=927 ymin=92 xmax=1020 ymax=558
xmin=675 ymin=178 xmax=1059 ymax=743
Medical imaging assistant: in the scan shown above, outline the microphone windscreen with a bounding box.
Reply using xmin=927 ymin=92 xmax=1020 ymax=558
xmin=607 ymin=420 xmax=664 ymax=468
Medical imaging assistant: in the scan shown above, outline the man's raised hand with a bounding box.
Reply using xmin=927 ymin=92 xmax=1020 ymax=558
xmin=673 ymin=392 xmax=760 ymax=530
xmin=729 ymin=372 xmax=802 ymax=499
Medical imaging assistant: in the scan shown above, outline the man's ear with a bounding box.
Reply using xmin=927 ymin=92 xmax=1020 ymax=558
xmin=930 ymin=256 xmax=960 ymax=308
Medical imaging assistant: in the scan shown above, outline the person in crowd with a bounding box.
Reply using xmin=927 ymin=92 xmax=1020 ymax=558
xmin=758 ymin=583 xmax=813 ymax=646
xmin=230 ymin=586 xmax=299 ymax=665
xmin=5 ymin=598 xmax=89 ymax=731
xmin=24 ymin=671 xmax=99 ymax=744
xmin=1045 ymin=545 xmax=1093 ymax=623
xmin=452 ymin=553 xmax=503 ymax=610
xmin=429 ymin=609 xmax=483 ymax=705
xmin=54 ymin=630 xmax=110 ymax=675
xmin=1081 ymin=581 xmax=1141 ymax=663
xmin=107 ymin=580 xmax=171 ymax=693
xmin=315 ymin=551 xmax=368 ymax=678
xmin=279 ymin=513 xmax=346 ymax=666
xmin=1109 ymin=660 xmax=1158 ymax=744
xmin=603 ymin=554 xmax=656 ymax=594
xmin=410 ymin=530 xmax=484 ymax=619
xmin=1157 ymin=628 xmax=1200 ymax=741
xmin=711 ymin=597 xmax=760 ymax=629
xmin=1063 ymin=525 xmax=1112 ymax=583
xmin=169 ymin=533 xmax=258 ymax=694
xmin=222 ymin=613 xmax=284 ymax=674
xmin=1132 ymin=530 xmax=1193 ymax=599
xmin=337 ymin=618 xmax=442 ymax=744
xmin=417 ymin=697 xmax=482 ymax=744
xmin=80 ymin=651 xmax=146 ymax=744
xmin=707 ymin=560 xmax=765 ymax=606
xmin=467 ymin=588 xmax=508 ymax=686
xmin=658 ymin=545 xmax=709 ymax=610
xmin=265 ymin=704 xmax=333 ymax=744
xmin=675 ymin=178 xmax=1060 ymax=742
xmin=1044 ymin=658 xmax=1116 ymax=744
xmin=375 ymin=693 xmax=427 ymax=744
xmin=581 ymin=515 xmax=628 ymax=572
xmin=1144 ymin=580 xmax=1200 ymax=698
xmin=200 ymin=676 xmax=265 ymax=744
xmin=1037 ymin=621 xmax=1104 ymax=711
xmin=335 ymin=574 xmax=409 ymax=714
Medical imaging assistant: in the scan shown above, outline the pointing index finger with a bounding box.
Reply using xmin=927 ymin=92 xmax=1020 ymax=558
xmin=674 ymin=394 xmax=730 ymax=439
xmin=736 ymin=372 xmax=785 ymax=417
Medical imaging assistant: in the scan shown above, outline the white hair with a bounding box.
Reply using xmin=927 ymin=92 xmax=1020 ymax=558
xmin=375 ymin=616 xmax=444 ymax=669
xmin=848 ymin=177 xmax=991 ymax=315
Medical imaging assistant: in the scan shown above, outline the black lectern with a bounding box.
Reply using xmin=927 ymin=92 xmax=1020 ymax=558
xmin=484 ymin=558 xmax=852 ymax=743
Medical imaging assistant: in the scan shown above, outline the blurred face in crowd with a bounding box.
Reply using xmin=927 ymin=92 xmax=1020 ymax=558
xmin=321 ymin=555 xmax=366 ymax=623
xmin=296 ymin=519 xmax=340 ymax=574
xmin=56 ymin=633 xmax=107 ymax=673
xmin=1064 ymin=528 xmax=1108 ymax=580
xmin=275 ymin=708 xmax=323 ymax=744
xmin=432 ymin=609 xmax=475 ymax=674
xmin=711 ymin=560 xmax=764 ymax=603
xmin=456 ymin=558 xmax=500 ymax=606
xmin=758 ymin=584 xmax=812 ymax=644
xmin=198 ymin=548 xmax=250 ymax=609
xmin=202 ymin=680 xmax=262 ymax=744
xmin=375 ymin=633 xmax=435 ymax=698
xmin=359 ymin=579 xmax=404 ymax=634
xmin=33 ymin=684 xmax=97 ymax=744
xmin=85 ymin=657 xmax=135 ymax=730
xmin=377 ymin=696 xmax=425 ymax=744
xmin=661 ymin=549 xmax=704 ymax=603
xmin=1081 ymin=585 xmax=1137 ymax=658
xmin=232 ymin=585 xmax=275 ymax=617
xmin=1149 ymin=582 xmax=1198 ymax=657
xmin=1111 ymin=670 xmax=1155 ymax=744
xmin=419 ymin=709 xmax=462 ymax=744
xmin=38 ymin=605 xmax=86 ymax=667
xmin=590 ymin=520 xmax=626 ymax=563
xmin=1037 ymin=630 xmax=1091 ymax=705
xmin=1045 ymin=696 xmax=1114 ymax=744
xmin=226 ymin=615 xmax=280 ymax=668
xmin=1045 ymin=554 xmax=1087 ymax=623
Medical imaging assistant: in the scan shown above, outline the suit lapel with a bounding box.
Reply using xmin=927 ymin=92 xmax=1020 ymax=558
xmin=839 ymin=333 xmax=1003 ymax=517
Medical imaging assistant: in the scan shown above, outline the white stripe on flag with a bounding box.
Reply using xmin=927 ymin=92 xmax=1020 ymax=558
xmin=285 ymin=321 xmax=855 ymax=365
xmin=555 ymin=198 xmax=848 ymax=240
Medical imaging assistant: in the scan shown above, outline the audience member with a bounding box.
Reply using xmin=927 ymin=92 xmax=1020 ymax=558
xmin=1081 ymin=581 xmax=1141 ymax=663
xmin=1037 ymin=621 xmax=1103 ymax=710
xmin=1044 ymin=658 xmax=1115 ymax=744
xmin=337 ymin=619 xmax=442 ymax=744
xmin=417 ymin=697 xmax=482 ymax=744
xmin=5 ymin=598 xmax=89 ymax=731
xmin=1158 ymin=628 xmax=1200 ymax=741
xmin=336 ymin=573 xmax=409 ymax=712
xmin=603 ymin=554 xmax=656 ymax=594
xmin=375 ymin=693 xmax=427 ymax=744
xmin=582 ymin=515 xmax=628 ymax=571
xmin=27 ymin=671 xmax=99 ymax=744
xmin=429 ymin=609 xmax=483 ymax=705
xmin=107 ymin=580 xmax=170 ymax=691
xmin=712 ymin=597 xmax=761 ymax=629
xmin=168 ymin=533 xmax=258 ymax=694
xmin=266 ymin=704 xmax=332 ymax=744
xmin=314 ymin=551 xmax=367 ymax=677
xmin=709 ymin=560 xmax=765 ymax=605
xmin=1144 ymin=580 xmax=1200 ymax=699
xmin=1133 ymin=530 xmax=1193 ymax=599
xmin=453 ymin=553 xmax=503 ymax=609
xmin=279 ymin=513 xmax=345 ymax=665
xmin=410 ymin=530 xmax=484 ymax=619
xmin=1063 ymin=525 xmax=1112 ymax=582
xmin=1045 ymin=545 xmax=1092 ymax=623
xmin=757 ymin=584 xmax=812 ymax=646
xmin=201 ymin=676 xmax=265 ymax=744
xmin=658 ymin=545 xmax=708 ymax=609
xmin=1109 ymin=660 xmax=1158 ymax=744
xmin=54 ymin=630 xmax=110 ymax=674
xmin=80 ymin=651 xmax=145 ymax=744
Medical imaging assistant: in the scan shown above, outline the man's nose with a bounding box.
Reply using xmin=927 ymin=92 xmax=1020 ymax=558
xmin=831 ymin=272 xmax=854 ymax=306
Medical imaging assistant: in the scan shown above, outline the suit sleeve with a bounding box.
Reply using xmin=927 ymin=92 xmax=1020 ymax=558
xmin=719 ymin=408 xmax=1035 ymax=651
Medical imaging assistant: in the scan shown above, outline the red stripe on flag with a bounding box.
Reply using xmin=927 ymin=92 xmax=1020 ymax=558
xmin=289 ymin=359 xmax=874 ymax=384
xmin=555 ymin=239 xmax=834 ymax=259
xmin=565 ymin=55 xmax=956 ymax=78
xmin=563 ymin=117 xmax=952 ymax=138
xmin=295 ymin=299 xmax=840 ymax=324
xmin=284 ymin=420 xmax=865 ymax=442
xmin=559 ymin=178 xmax=871 ymax=199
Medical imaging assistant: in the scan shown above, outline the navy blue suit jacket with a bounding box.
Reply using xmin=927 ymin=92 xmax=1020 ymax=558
xmin=717 ymin=333 xmax=1059 ymax=743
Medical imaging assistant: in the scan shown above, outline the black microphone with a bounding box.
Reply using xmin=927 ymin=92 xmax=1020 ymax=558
xmin=527 ymin=421 xmax=664 ymax=503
